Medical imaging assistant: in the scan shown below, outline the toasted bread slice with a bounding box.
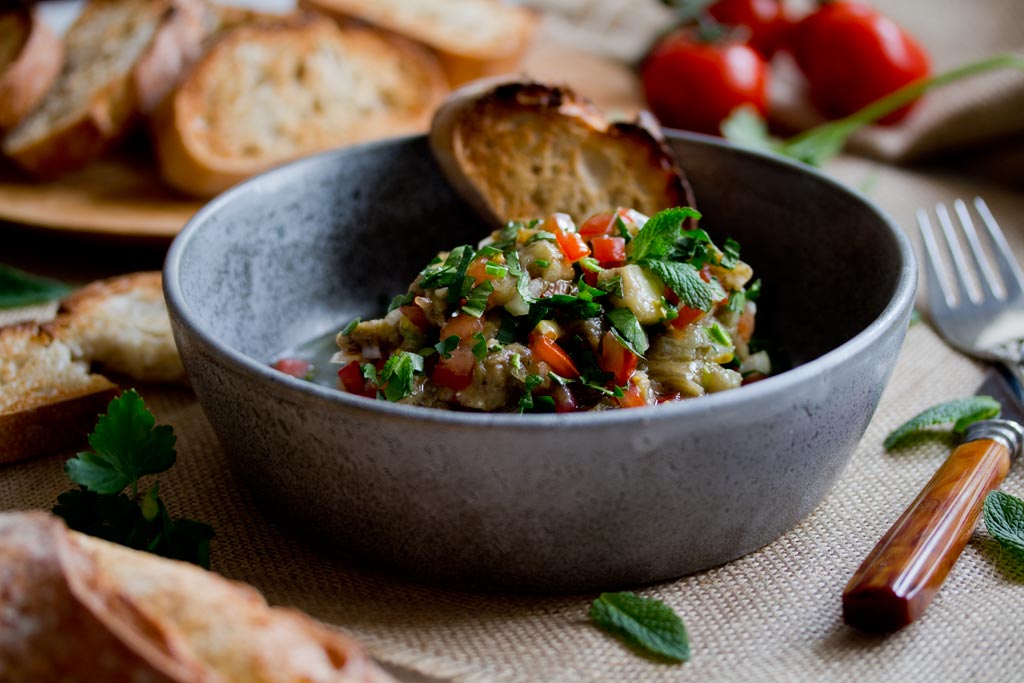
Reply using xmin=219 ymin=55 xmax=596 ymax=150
xmin=0 ymin=8 xmax=63 ymax=131
xmin=430 ymin=79 xmax=695 ymax=227
xmin=0 ymin=324 xmax=119 ymax=464
xmin=48 ymin=272 xmax=186 ymax=384
xmin=2 ymin=0 xmax=207 ymax=177
xmin=302 ymin=0 xmax=537 ymax=86
xmin=153 ymin=15 xmax=448 ymax=198
xmin=0 ymin=512 xmax=395 ymax=683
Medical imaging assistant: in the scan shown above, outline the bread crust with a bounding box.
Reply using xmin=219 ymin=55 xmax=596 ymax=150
xmin=0 ymin=9 xmax=63 ymax=131
xmin=2 ymin=0 xmax=208 ymax=177
xmin=155 ymin=16 xmax=448 ymax=198
xmin=430 ymin=78 xmax=695 ymax=228
xmin=0 ymin=512 xmax=395 ymax=683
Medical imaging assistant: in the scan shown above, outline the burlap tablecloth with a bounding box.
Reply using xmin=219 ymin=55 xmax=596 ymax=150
xmin=5 ymin=1 xmax=1024 ymax=680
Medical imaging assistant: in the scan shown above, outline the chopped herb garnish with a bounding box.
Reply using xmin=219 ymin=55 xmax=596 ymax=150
xmin=535 ymin=259 xmax=550 ymax=269
xmin=721 ymin=238 xmax=741 ymax=269
xmin=485 ymin=262 xmax=509 ymax=278
xmin=434 ymin=335 xmax=460 ymax=359
xmin=379 ymin=351 xmax=423 ymax=402
xmin=462 ymin=280 xmax=494 ymax=317
xmin=607 ymin=308 xmax=649 ymax=357
xmin=580 ymin=257 xmax=603 ymax=273
xmin=471 ymin=332 xmax=488 ymax=360
xmin=420 ymin=245 xmax=475 ymax=295
xmin=525 ymin=230 xmax=557 ymax=245
xmin=708 ymin=323 xmax=732 ymax=346
xmin=387 ymin=292 xmax=415 ymax=312
xmin=519 ymin=374 xmax=546 ymax=412
xmin=727 ymin=290 xmax=746 ymax=314
xmin=629 ymin=207 xmax=701 ymax=263
xmin=597 ymin=275 xmax=624 ymax=298
xmin=645 ymin=260 xmax=718 ymax=312
xmin=614 ymin=215 xmax=633 ymax=243
xmin=746 ymin=279 xmax=762 ymax=302
xmin=360 ymin=363 xmax=379 ymax=385
xmin=340 ymin=317 xmax=361 ymax=336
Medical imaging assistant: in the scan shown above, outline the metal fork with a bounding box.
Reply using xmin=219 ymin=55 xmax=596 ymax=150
xmin=918 ymin=197 xmax=1024 ymax=386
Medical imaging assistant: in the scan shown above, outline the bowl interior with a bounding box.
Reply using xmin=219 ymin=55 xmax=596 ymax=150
xmin=172 ymin=134 xmax=904 ymax=378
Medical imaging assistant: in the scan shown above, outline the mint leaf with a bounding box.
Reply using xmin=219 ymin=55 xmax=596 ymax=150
xmin=721 ymin=238 xmax=741 ymax=270
xmin=607 ymin=308 xmax=649 ymax=357
xmin=644 ymin=260 xmax=717 ymax=312
xmin=589 ymin=592 xmax=690 ymax=663
xmin=380 ymin=351 xmax=423 ymax=402
xmin=984 ymin=491 xmax=1024 ymax=564
xmin=629 ymin=207 xmax=702 ymax=263
xmin=883 ymin=396 xmax=1001 ymax=450
xmin=0 ymin=264 xmax=72 ymax=309
xmin=66 ymin=390 xmax=176 ymax=495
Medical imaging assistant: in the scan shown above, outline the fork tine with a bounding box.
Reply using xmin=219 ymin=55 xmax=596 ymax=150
xmin=973 ymin=197 xmax=1024 ymax=299
xmin=952 ymin=199 xmax=1000 ymax=300
xmin=917 ymin=208 xmax=955 ymax=312
xmin=934 ymin=202 xmax=977 ymax=304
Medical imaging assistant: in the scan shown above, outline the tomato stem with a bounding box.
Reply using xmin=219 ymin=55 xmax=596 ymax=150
xmin=781 ymin=53 xmax=1024 ymax=165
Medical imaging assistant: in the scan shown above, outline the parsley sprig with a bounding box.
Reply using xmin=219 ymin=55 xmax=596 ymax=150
xmin=52 ymin=390 xmax=214 ymax=568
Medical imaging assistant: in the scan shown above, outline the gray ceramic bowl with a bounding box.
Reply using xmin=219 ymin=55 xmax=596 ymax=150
xmin=164 ymin=132 xmax=915 ymax=592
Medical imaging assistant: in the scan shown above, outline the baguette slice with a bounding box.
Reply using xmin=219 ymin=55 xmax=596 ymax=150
xmin=154 ymin=16 xmax=448 ymax=198
xmin=0 ymin=8 xmax=63 ymax=131
xmin=0 ymin=324 xmax=118 ymax=465
xmin=0 ymin=512 xmax=394 ymax=683
xmin=430 ymin=79 xmax=695 ymax=227
xmin=302 ymin=0 xmax=537 ymax=86
xmin=2 ymin=0 xmax=207 ymax=177
xmin=48 ymin=271 xmax=186 ymax=384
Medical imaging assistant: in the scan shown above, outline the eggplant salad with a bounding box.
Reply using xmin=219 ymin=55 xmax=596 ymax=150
xmin=333 ymin=206 xmax=769 ymax=412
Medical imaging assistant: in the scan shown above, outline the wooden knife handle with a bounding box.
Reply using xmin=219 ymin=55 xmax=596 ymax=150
xmin=842 ymin=437 xmax=1011 ymax=632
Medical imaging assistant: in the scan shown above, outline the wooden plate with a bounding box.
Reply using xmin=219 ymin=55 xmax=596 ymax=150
xmin=0 ymin=43 xmax=641 ymax=240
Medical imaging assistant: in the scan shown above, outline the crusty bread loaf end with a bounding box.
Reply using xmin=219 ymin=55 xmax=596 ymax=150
xmin=0 ymin=9 xmax=64 ymax=131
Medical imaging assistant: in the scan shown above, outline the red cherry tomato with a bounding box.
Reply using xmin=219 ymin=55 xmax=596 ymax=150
xmin=792 ymin=1 xmax=930 ymax=123
xmin=642 ymin=30 xmax=769 ymax=135
xmin=708 ymin=0 xmax=793 ymax=56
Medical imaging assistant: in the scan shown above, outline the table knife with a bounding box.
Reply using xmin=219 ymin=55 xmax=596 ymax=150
xmin=842 ymin=366 xmax=1024 ymax=631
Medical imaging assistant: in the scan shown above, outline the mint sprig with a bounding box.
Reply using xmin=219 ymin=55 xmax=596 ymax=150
xmin=0 ymin=264 xmax=72 ymax=309
xmin=723 ymin=54 xmax=1024 ymax=167
xmin=629 ymin=207 xmax=702 ymax=263
xmin=589 ymin=591 xmax=690 ymax=663
xmin=984 ymin=491 xmax=1024 ymax=566
xmin=53 ymin=390 xmax=213 ymax=568
xmin=883 ymin=396 xmax=1001 ymax=450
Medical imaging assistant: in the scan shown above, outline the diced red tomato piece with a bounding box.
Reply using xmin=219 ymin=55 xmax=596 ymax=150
xmin=599 ymin=331 xmax=638 ymax=386
xmin=669 ymin=305 xmax=705 ymax=329
xmin=440 ymin=314 xmax=484 ymax=345
xmin=657 ymin=392 xmax=682 ymax=404
xmin=551 ymin=224 xmax=590 ymax=263
xmin=398 ymin=305 xmax=429 ymax=334
xmin=617 ymin=379 xmax=646 ymax=409
xmin=579 ymin=212 xmax=617 ymax=237
xmin=583 ymin=270 xmax=600 ymax=287
xmin=432 ymin=346 xmax=476 ymax=391
xmin=338 ymin=362 xmax=377 ymax=398
xmin=530 ymin=335 xmax=580 ymax=379
xmin=272 ymin=357 xmax=312 ymax=379
xmin=591 ymin=236 xmax=627 ymax=268
xmin=699 ymin=264 xmax=713 ymax=283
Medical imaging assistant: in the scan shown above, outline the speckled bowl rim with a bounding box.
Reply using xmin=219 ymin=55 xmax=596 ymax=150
xmin=164 ymin=131 xmax=917 ymax=431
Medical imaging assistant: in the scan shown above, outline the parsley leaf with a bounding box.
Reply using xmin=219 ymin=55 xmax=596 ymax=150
xmin=434 ymin=335 xmax=460 ymax=359
xmin=644 ymin=260 xmax=718 ymax=312
xmin=53 ymin=391 xmax=213 ymax=568
xmin=708 ymin=323 xmax=732 ymax=347
xmin=340 ymin=317 xmax=361 ymax=335
xmin=607 ymin=308 xmax=649 ymax=357
xmin=629 ymin=207 xmax=702 ymax=263
xmin=420 ymin=245 xmax=475 ymax=295
xmin=379 ymin=351 xmax=423 ymax=402
xmin=65 ymin=390 xmax=176 ymax=495
xmin=721 ymin=238 xmax=741 ymax=270
xmin=984 ymin=491 xmax=1024 ymax=564
xmin=0 ymin=264 xmax=73 ymax=309
xmin=883 ymin=396 xmax=1001 ymax=450
xmin=462 ymin=280 xmax=494 ymax=317
xmin=589 ymin=592 xmax=690 ymax=663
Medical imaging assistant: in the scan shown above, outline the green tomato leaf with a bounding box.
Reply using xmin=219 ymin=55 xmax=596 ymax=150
xmin=883 ymin=396 xmax=1001 ymax=450
xmin=0 ymin=264 xmax=73 ymax=309
xmin=984 ymin=491 xmax=1024 ymax=565
xmin=589 ymin=591 xmax=690 ymax=663
xmin=629 ymin=207 xmax=702 ymax=263
xmin=607 ymin=308 xmax=649 ymax=357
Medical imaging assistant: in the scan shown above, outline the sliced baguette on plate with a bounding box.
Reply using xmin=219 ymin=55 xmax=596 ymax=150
xmin=302 ymin=0 xmax=537 ymax=86
xmin=0 ymin=324 xmax=118 ymax=465
xmin=153 ymin=15 xmax=448 ymax=198
xmin=0 ymin=8 xmax=63 ymax=132
xmin=430 ymin=79 xmax=695 ymax=227
xmin=2 ymin=0 xmax=207 ymax=177
xmin=48 ymin=271 xmax=186 ymax=384
xmin=0 ymin=512 xmax=394 ymax=683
